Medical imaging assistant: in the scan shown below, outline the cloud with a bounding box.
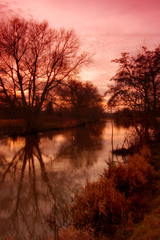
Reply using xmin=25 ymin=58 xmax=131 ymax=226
xmin=0 ymin=0 xmax=33 ymax=20
xmin=0 ymin=1 xmax=12 ymax=18
xmin=1 ymin=0 xmax=160 ymax=90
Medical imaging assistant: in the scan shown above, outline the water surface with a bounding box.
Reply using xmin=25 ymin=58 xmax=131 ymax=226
xmin=0 ymin=121 xmax=130 ymax=239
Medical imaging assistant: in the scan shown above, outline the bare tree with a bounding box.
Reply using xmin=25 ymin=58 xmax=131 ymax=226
xmin=106 ymin=46 xmax=160 ymax=119
xmin=0 ymin=17 xmax=90 ymax=132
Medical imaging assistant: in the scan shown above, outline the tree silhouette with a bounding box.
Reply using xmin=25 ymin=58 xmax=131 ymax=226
xmin=0 ymin=17 xmax=90 ymax=132
xmin=56 ymin=79 xmax=104 ymax=121
xmin=106 ymin=46 xmax=160 ymax=121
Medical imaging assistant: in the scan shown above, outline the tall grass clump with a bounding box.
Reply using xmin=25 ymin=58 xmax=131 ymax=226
xmin=72 ymin=178 xmax=129 ymax=234
xmin=71 ymin=146 xmax=155 ymax=238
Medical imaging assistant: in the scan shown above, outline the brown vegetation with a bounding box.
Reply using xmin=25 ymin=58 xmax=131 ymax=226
xmin=56 ymin=146 xmax=156 ymax=240
xmin=129 ymin=203 xmax=160 ymax=240
xmin=53 ymin=226 xmax=96 ymax=240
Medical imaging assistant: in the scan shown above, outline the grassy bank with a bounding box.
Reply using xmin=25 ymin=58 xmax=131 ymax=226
xmin=0 ymin=118 xmax=80 ymax=135
xmin=51 ymin=144 xmax=160 ymax=240
xmin=128 ymin=141 xmax=160 ymax=240
xmin=0 ymin=117 xmax=105 ymax=136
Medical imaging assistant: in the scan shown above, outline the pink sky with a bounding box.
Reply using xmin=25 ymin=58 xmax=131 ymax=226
xmin=1 ymin=0 xmax=160 ymax=93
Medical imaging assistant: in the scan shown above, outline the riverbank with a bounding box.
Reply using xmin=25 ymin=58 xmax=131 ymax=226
xmin=52 ymin=141 xmax=160 ymax=240
xmin=0 ymin=119 xmax=159 ymax=239
xmin=0 ymin=117 xmax=106 ymax=136
xmin=129 ymin=141 xmax=160 ymax=240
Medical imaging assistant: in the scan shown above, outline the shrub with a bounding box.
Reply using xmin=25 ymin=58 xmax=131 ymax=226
xmin=70 ymin=146 xmax=156 ymax=238
xmin=105 ymin=147 xmax=154 ymax=197
xmin=104 ymin=147 xmax=155 ymax=222
xmin=72 ymin=178 xmax=129 ymax=234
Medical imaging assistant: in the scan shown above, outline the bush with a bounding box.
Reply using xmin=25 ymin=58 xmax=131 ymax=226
xmin=105 ymin=148 xmax=154 ymax=198
xmin=72 ymin=178 xmax=129 ymax=234
xmin=105 ymin=147 xmax=155 ymax=222
xmin=70 ymin=146 xmax=156 ymax=238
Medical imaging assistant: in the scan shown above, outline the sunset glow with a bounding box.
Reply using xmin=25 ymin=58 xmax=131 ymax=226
xmin=1 ymin=0 xmax=160 ymax=93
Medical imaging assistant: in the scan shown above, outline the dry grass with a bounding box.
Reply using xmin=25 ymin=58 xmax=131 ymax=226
xmin=45 ymin=145 xmax=159 ymax=240
xmin=51 ymin=226 xmax=110 ymax=240
xmin=72 ymin=178 xmax=129 ymax=233
xmin=129 ymin=203 xmax=160 ymax=240
xmin=55 ymin=226 xmax=95 ymax=240
xmin=70 ymin=146 xmax=156 ymax=239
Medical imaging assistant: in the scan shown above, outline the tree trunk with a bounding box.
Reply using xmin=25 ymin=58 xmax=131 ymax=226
xmin=24 ymin=109 xmax=39 ymax=134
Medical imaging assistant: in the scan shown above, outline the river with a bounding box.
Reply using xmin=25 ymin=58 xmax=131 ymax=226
xmin=0 ymin=120 xmax=131 ymax=239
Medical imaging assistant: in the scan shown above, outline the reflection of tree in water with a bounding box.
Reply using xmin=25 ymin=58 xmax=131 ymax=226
xmin=0 ymin=123 xmax=105 ymax=239
xmin=53 ymin=123 xmax=104 ymax=168
xmin=0 ymin=136 xmax=74 ymax=239
xmin=114 ymin=118 xmax=134 ymax=129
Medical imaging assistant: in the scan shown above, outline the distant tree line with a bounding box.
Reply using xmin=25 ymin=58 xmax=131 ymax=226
xmin=55 ymin=79 xmax=104 ymax=121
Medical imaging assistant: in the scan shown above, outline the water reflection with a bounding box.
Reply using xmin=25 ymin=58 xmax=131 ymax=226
xmin=51 ymin=124 xmax=104 ymax=168
xmin=0 ymin=122 xmax=106 ymax=239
